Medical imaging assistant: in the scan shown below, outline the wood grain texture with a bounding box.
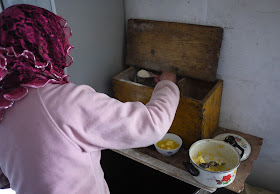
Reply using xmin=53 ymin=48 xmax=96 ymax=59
xmin=202 ymin=80 xmax=223 ymax=139
xmin=112 ymin=67 xmax=154 ymax=103
xmin=130 ymin=128 xmax=263 ymax=193
xmin=113 ymin=19 xmax=224 ymax=146
xmin=168 ymin=97 xmax=204 ymax=147
xmin=112 ymin=148 xmax=217 ymax=193
xmin=126 ymin=19 xmax=223 ymax=81
xmin=112 ymin=67 xmax=223 ymax=147
xmin=212 ymin=128 xmax=264 ymax=193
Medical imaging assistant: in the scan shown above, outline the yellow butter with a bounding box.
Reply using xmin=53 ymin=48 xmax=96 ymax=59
xmin=156 ymin=139 xmax=179 ymax=150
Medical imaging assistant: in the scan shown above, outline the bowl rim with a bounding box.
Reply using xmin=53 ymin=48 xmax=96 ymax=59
xmin=154 ymin=133 xmax=182 ymax=152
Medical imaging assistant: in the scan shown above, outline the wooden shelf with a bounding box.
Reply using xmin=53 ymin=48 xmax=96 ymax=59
xmin=212 ymin=128 xmax=263 ymax=192
xmin=112 ymin=127 xmax=263 ymax=193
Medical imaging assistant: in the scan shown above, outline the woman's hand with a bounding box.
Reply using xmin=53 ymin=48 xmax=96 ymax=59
xmin=154 ymin=71 xmax=177 ymax=83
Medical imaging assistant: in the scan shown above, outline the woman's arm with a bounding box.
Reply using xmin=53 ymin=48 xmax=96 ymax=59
xmin=41 ymin=73 xmax=180 ymax=152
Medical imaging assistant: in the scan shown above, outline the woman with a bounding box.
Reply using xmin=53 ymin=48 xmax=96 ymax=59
xmin=0 ymin=4 xmax=179 ymax=194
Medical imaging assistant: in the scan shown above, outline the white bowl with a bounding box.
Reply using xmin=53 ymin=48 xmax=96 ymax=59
xmin=154 ymin=133 xmax=182 ymax=156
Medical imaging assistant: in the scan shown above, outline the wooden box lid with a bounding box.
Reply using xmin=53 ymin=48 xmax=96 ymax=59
xmin=126 ymin=19 xmax=223 ymax=82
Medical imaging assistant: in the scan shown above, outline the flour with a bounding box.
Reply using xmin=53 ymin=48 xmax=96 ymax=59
xmin=137 ymin=69 xmax=151 ymax=78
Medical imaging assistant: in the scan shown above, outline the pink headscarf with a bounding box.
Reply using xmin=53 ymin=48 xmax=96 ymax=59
xmin=0 ymin=4 xmax=74 ymax=121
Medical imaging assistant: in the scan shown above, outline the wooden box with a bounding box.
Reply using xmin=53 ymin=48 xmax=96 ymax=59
xmin=112 ymin=19 xmax=223 ymax=147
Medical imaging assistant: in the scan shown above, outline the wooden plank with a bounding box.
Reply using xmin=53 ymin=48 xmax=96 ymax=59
xmin=201 ymin=80 xmax=223 ymax=139
xmin=168 ymin=97 xmax=203 ymax=147
xmin=112 ymin=78 xmax=154 ymax=104
xmin=126 ymin=19 xmax=223 ymax=81
xmin=211 ymin=128 xmax=264 ymax=193
xmin=113 ymin=128 xmax=263 ymax=193
xmin=113 ymin=148 xmax=217 ymax=193
xmin=112 ymin=67 xmax=223 ymax=147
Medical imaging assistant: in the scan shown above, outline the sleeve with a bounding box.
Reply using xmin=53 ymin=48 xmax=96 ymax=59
xmin=0 ymin=168 xmax=9 ymax=189
xmin=43 ymin=80 xmax=180 ymax=152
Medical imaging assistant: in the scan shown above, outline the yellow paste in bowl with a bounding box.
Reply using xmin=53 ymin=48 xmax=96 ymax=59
xmin=193 ymin=152 xmax=230 ymax=172
xmin=156 ymin=139 xmax=179 ymax=150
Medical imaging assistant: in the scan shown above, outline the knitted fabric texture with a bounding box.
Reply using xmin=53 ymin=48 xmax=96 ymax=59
xmin=0 ymin=4 xmax=73 ymax=121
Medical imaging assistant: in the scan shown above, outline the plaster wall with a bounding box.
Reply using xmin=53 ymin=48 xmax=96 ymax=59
xmin=124 ymin=0 xmax=280 ymax=192
xmin=55 ymin=0 xmax=125 ymax=96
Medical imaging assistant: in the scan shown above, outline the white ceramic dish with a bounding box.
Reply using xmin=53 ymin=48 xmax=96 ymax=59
xmin=154 ymin=133 xmax=182 ymax=156
xmin=213 ymin=133 xmax=251 ymax=161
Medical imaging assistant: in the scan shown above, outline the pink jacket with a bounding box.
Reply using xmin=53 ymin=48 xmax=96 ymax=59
xmin=0 ymin=80 xmax=179 ymax=194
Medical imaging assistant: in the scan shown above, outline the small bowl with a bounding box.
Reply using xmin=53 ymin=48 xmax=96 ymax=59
xmin=154 ymin=133 xmax=182 ymax=156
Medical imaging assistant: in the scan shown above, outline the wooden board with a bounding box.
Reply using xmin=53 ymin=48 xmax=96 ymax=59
xmin=126 ymin=19 xmax=223 ymax=81
xmin=212 ymin=128 xmax=264 ymax=193
xmin=113 ymin=148 xmax=217 ymax=193
xmin=201 ymin=80 xmax=223 ymax=138
xmin=119 ymin=127 xmax=263 ymax=193
xmin=112 ymin=66 xmax=223 ymax=147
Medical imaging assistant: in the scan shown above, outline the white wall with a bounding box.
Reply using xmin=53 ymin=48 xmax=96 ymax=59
xmin=1 ymin=0 xmax=56 ymax=13
xmin=124 ymin=0 xmax=280 ymax=193
xmin=55 ymin=0 xmax=125 ymax=96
